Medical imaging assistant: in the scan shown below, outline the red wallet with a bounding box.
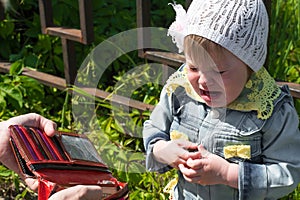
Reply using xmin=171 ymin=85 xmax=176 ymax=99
xmin=9 ymin=125 xmax=129 ymax=200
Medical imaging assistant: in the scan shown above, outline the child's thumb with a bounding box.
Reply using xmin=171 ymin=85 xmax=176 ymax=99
xmin=198 ymin=144 xmax=211 ymax=158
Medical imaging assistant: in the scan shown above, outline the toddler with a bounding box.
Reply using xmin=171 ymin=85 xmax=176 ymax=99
xmin=143 ymin=0 xmax=300 ymax=199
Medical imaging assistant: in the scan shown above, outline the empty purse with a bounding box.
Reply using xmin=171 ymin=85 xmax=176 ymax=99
xmin=9 ymin=125 xmax=129 ymax=200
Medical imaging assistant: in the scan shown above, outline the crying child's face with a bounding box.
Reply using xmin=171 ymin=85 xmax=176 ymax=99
xmin=184 ymin=38 xmax=252 ymax=107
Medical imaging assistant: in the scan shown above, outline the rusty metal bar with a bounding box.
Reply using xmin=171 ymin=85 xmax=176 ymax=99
xmin=81 ymin=87 xmax=155 ymax=111
xmin=61 ymin=38 xmax=77 ymax=85
xmin=0 ymin=62 xmax=66 ymax=90
xmin=136 ymin=0 xmax=192 ymax=64
xmin=38 ymin=0 xmax=94 ymax=85
xmin=39 ymin=0 xmax=93 ymax=44
xmin=2 ymin=61 xmax=300 ymax=102
xmin=144 ymin=51 xmax=185 ymax=67
xmin=0 ymin=2 xmax=4 ymax=21
xmin=0 ymin=62 xmax=155 ymax=111
xmin=45 ymin=27 xmax=83 ymax=43
xmin=136 ymin=0 xmax=151 ymax=58
xmin=277 ymin=82 xmax=300 ymax=99
xmin=79 ymin=0 xmax=94 ymax=44
xmin=38 ymin=0 xmax=54 ymax=34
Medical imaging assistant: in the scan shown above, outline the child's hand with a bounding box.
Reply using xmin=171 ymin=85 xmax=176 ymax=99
xmin=153 ymin=139 xmax=198 ymax=169
xmin=178 ymin=145 xmax=238 ymax=188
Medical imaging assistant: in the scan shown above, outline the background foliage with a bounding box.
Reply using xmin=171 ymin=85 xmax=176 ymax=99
xmin=0 ymin=0 xmax=299 ymax=199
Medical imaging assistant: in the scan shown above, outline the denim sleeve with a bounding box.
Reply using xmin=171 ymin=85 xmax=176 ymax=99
xmin=143 ymin=87 xmax=173 ymax=173
xmin=239 ymin=100 xmax=300 ymax=199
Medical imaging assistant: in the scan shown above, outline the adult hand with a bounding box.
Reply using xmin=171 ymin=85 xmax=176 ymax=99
xmin=178 ymin=145 xmax=238 ymax=188
xmin=0 ymin=113 xmax=57 ymax=190
xmin=49 ymin=185 xmax=103 ymax=200
xmin=153 ymin=139 xmax=198 ymax=169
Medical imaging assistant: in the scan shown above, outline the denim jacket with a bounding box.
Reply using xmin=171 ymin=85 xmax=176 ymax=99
xmin=143 ymin=84 xmax=300 ymax=200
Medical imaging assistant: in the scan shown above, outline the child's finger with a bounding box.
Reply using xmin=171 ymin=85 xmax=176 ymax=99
xmin=179 ymin=163 xmax=202 ymax=178
xmin=187 ymin=151 xmax=202 ymax=160
xmin=198 ymin=144 xmax=211 ymax=157
xmin=186 ymin=157 xmax=203 ymax=169
xmin=175 ymin=139 xmax=198 ymax=150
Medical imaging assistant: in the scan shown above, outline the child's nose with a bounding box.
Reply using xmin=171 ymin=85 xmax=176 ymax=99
xmin=198 ymin=72 xmax=213 ymax=87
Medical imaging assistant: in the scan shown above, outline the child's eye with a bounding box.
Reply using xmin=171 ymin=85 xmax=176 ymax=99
xmin=188 ymin=66 xmax=198 ymax=72
xmin=214 ymin=68 xmax=226 ymax=74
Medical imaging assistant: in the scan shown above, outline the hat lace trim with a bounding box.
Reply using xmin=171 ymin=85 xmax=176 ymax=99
xmin=165 ymin=66 xmax=281 ymax=120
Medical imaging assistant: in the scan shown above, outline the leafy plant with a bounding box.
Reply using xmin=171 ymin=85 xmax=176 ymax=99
xmin=0 ymin=165 xmax=36 ymax=199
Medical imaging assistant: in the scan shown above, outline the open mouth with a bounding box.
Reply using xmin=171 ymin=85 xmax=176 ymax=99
xmin=200 ymin=89 xmax=221 ymax=100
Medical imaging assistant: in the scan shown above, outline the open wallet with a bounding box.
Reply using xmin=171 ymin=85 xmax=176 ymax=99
xmin=9 ymin=125 xmax=129 ymax=200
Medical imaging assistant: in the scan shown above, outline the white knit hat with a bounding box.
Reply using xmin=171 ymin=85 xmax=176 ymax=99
xmin=168 ymin=0 xmax=269 ymax=72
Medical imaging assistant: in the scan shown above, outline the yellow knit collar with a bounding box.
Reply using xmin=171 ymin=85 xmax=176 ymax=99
xmin=165 ymin=66 xmax=281 ymax=119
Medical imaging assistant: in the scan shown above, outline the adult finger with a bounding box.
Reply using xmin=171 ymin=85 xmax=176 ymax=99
xmin=24 ymin=178 xmax=39 ymax=191
xmin=49 ymin=185 xmax=102 ymax=200
xmin=8 ymin=113 xmax=57 ymax=136
xmin=31 ymin=113 xmax=57 ymax=136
